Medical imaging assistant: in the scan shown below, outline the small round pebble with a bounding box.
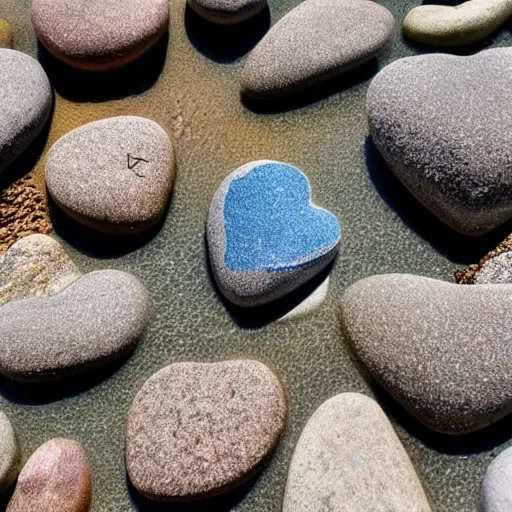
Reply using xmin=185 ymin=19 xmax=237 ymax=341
xmin=482 ymin=446 xmax=512 ymax=512
xmin=46 ymin=116 xmax=175 ymax=235
xmin=0 ymin=49 xmax=52 ymax=174
xmin=31 ymin=0 xmax=169 ymax=71
xmin=340 ymin=273 xmax=512 ymax=434
xmin=126 ymin=360 xmax=287 ymax=501
xmin=188 ymin=0 xmax=266 ymax=24
xmin=241 ymin=0 xmax=394 ymax=98
xmin=0 ymin=19 xmax=13 ymax=48
xmin=0 ymin=411 xmax=20 ymax=493
xmin=0 ymin=270 xmax=149 ymax=381
xmin=368 ymin=47 xmax=512 ymax=235
xmin=403 ymin=0 xmax=512 ymax=46
xmin=0 ymin=234 xmax=81 ymax=306
xmin=283 ymin=393 xmax=432 ymax=512
xmin=207 ymin=160 xmax=341 ymax=307
xmin=7 ymin=438 xmax=91 ymax=512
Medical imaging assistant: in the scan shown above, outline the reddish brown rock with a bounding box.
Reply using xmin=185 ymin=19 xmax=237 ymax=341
xmin=7 ymin=438 xmax=91 ymax=512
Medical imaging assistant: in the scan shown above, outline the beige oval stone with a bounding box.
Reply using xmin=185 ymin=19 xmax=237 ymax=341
xmin=283 ymin=393 xmax=432 ymax=512
xmin=7 ymin=438 xmax=91 ymax=512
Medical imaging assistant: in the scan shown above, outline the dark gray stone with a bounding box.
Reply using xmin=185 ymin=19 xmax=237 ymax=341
xmin=368 ymin=48 xmax=512 ymax=235
xmin=340 ymin=273 xmax=512 ymax=434
xmin=0 ymin=270 xmax=149 ymax=381
xmin=188 ymin=0 xmax=266 ymax=24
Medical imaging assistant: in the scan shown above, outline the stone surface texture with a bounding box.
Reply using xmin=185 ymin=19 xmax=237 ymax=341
xmin=368 ymin=48 xmax=512 ymax=235
xmin=482 ymin=446 xmax=512 ymax=512
xmin=241 ymin=0 xmax=394 ymax=97
xmin=7 ymin=438 xmax=91 ymax=512
xmin=126 ymin=360 xmax=287 ymax=501
xmin=0 ymin=411 xmax=19 ymax=493
xmin=283 ymin=393 xmax=432 ymax=512
xmin=0 ymin=270 xmax=149 ymax=381
xmin=340 ymin=273 xmax=512 ymax=434
xmin=46 ymin=116 xmax=175 ymax=235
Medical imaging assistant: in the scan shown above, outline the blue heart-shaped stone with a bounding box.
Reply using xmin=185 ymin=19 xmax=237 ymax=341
xmin=223 ymin=163 xmax=340 ymax=272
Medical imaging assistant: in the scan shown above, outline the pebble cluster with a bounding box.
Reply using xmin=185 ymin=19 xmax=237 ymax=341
xmin=1 ymin=0 xmax=512 ymax=510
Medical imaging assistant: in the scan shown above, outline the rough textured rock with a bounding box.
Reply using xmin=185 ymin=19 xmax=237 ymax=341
xmin=403 ymin=0 xmax=512 ymax=46
xmin=7 ymin=438 xmax=91 ymax=512
xmin=482 ymin=446 xmax=512 ymax=512
xmin=368 ymin=48 xmax=512 ymax=235
xmin=207 ymin=160 xmax=341 ymax=307
xmin=0 ymin=49 xmax=52 ymax=174
xmin=31 ymin=0 xmax=169 ymax=71
xmin=0 ymin=411 xmax=20 ymax=493
xmin=126 ymin=360 xmax=287 ymax=501
xmin=241 ymin=0 xmax=394 ymax=98
xmin=188 ymin=0 xmax=266 ymax=24
xmin=0 ymin=19 xmax=13 ymax=48
xmin=340 ymin=273 xmax=512 ymax=434
xmin=455 ymin=233 xmax=512 ymax=284
xmin=46 ymin=116 xmax=175 ymax=235
xmin=0 ymin=175 xmax=52 ymax=255
xmin=283 ymin=393 xmax=432 ymax=512
xmin=0 ymin=234 xmax=81 ymax=306
xmin=0 ymin=270 xmax=149 ymax=382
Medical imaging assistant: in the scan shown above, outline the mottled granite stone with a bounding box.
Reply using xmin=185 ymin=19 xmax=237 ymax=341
xmin=7 ymin=438 xmax=91 ymax=512
xmin=0 ymin=49 xmax=52 ymax=174
xmin=368 ymin=48 xmax=512 ymax=235
xmin=340 ymin=274 xmax=512 ymax=434
xmin=0 ymin=270 xmax=149 ymax=381
xmin=188 ymin=0 xmax=266 ymax=24
xmin=0 ymin=411 xmax=20 ymax=493
xmin=31 ymin=0 xmax=169 ymax=71
xmin=207 ymin=160 xmax=340 ymax=307
xmin=126 ymin=360 xmax=286 ymax=501
xmin=241 ymin=0 xmax=394 ymax=98
xmin=482 ymin=446 xmax=512 ymax=511
xmin=403 ymin=0 xmax=512 ymax=46
xmin=0 ymin=234 xmax=81 ymax=306
xmin=283 ymin=393 xmax=431 ymax=511
xmin=46 ymin=116 xmax=175 ymax=235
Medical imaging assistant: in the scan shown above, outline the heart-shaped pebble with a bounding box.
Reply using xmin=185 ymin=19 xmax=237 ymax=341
xmin=340 ymin=273 xmax=512 ymax=434
xmin=31 ymin=0 xmax=169 ymax=71
xmin=207 ymin=160 xmax=341 ymax=307
xmin=0 ymin=270 xmax=149 ymax=382
xmin=126 ymin=360 xmax=286 ymax=501
xmin=241 ymin=0 xmax=394 ymax=98
xmin=368 ymin=48 xmax=512 ymax=235
xmin=0 ymin=49 xmax=52 ymax=174
xmin=46 ymin=116 xmax=175 ymax=235
xmin=283 ymin=393 xmax=431 ymax=512
xmin=7 ymin=438 xmax=91 ymax=512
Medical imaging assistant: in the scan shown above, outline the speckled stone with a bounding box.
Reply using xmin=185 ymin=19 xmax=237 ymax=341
xmin=0 ymin=234 xmax=81 ymax=306
xmin=126 ymin=360 xmax=287 ymax=501
xmin=368 ymin=48 xmax=512 ymax=236
xmin=46 ymin=116 xmax=175 ymax=235
xmin=0 ymin=19 xmax=13 ymax=48
xmin=207 ymin=160 xmax=341 ymax=307
xmin=7 ymin=438 xmax=91 ymax=512
xmin=0 ymin=270 xmax=149 ymax=382
xmin=241 ymin=0 xmax=394 ymax=98
xmin=188 ymin=0 xmax=266 ymax=24
xmin=340 ymin=273 xmax=512 ymax=434
xmin=0 ymin=49 xmax=52 ymax=174
xmin=482 ymin=446 xmax=512 ymax=511
xmin=31 ymin=0 xmax=169 ymax=71
xmin=283 ymin=393 xmax=432 ymax=511
xmin=0 ymin=411 xmax=20 ymax=493
xmin=403 ymin=0 xmax=512 ymax=46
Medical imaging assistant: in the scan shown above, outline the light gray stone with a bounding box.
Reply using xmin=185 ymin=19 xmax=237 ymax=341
xmin=283 ymin=393 xmax=431 ymax=512
xmin=482 ymin=445 xmax=512 ymax=512
xmin=0 ymin=411 xmax=19 ymax=493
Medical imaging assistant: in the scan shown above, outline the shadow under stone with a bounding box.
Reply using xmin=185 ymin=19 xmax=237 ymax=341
xmin=37 ymin=31 xmax=169 ymax=103
xmin=364 ymin=136 xmax=512 ymax=265
xmin=241 ymin=59 xmax=379 ymax=115
xmin=205 ymin=236 xmax=335 ymax=329
xmin=184 ymin=4 xmax=270 ymax=64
